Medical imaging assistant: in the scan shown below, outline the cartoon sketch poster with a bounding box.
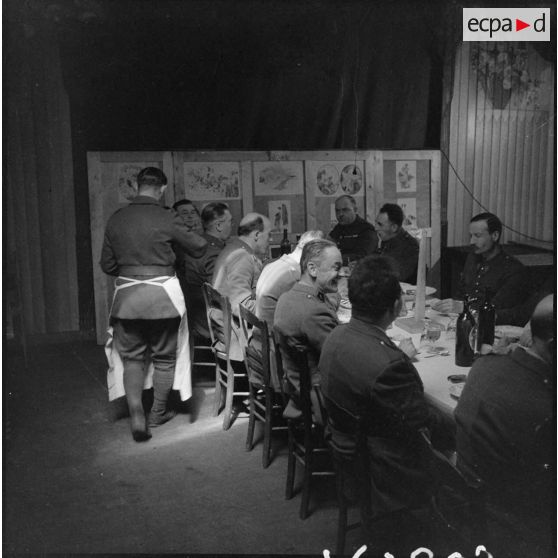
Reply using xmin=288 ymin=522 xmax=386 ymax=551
xmin=253 ymin=162 xmax=303 ymax=196
xmin=183 ymin=162 xmax=240 ymax=200
xmin=268 ymin=200 xmax=291 ymax=233
xmin=396 ymin=161 xmax=417 ymax=193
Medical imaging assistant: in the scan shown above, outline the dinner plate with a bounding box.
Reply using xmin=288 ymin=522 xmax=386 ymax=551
xmin=400 ymin=282 xmax=437 ymax=297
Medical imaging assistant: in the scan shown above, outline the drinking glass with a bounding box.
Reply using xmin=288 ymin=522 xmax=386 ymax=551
xmin=425 ymin=322 xmax=443 ymax=346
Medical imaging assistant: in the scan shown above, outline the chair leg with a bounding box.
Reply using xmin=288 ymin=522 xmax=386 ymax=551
xmin=212 ymin=366 xmax=223 ymax=416
xmin=299 ymin=449 xmax=313 ymax=520
xmin=262 ymin=389 xmax=273 ymax=468
xmin=222 ymin=363 xmax=236 ymax=431
xmin=285 ymin=424 xmax=296 ymax=499
xmin=336 ymin=479 xmax=348 ymax=556
xmin=245 ymin=384 xmax=256 ymax=451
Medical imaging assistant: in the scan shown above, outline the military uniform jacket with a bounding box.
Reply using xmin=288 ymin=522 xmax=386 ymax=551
xmin=211 ymin=237 xmax=263 ymax=361
xmin=375 ymin=227 xmax=419 ymax=283
xmin=329 ymin=216 xmax=378 ymax=265
xmin=183 ymin=232 xmax=225 ymax=288
xmin=459 ymin=248 xmax=527 ymax=313
xmin=319 ymin=314 xmax=437 ymax=517
xmin=455 ymin=347 xmax=553 ymax=513
xmin=274 ymin=281 xmax=338 ymax=397
xmin=255 ymin=253 xmax=300 ymax=327
xmin=100 ymin=195 xmax=205 ymax=319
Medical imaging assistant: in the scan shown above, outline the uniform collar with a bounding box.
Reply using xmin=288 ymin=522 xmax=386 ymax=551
xmin=349 ymin=314 xmax=399 ymax=348
xmin=131 ymin=195 xmax=161 ymax=205
xmin=513 ymin=346 xmax=552 ymax=382
xmin=292 ymin=280 xmax=326 ymax=301
xmin=203 ymin=232 xmax=225 ymax=248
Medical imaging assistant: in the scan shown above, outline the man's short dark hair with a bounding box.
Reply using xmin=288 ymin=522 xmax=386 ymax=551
xmin=470 ymin=212 xmax=502 ymax=239
xmin=380 ymin=203 xmax=404 ymax=227
xmin=300 ymin=239 xmax=337 ymax=275
xmin=202 ymin=202 xmax=230 ymax=227
xmin=335 ymin=194 xmax=357 ymax=209
xmin=173 ymin=199 xmax=198 ymax=212
xmin=238 ymin=215 xmax=265 ymax=237
xmin=349 ymin=256 xmax=402 ymax=320
xmin=137 ymin=167 xmax=167 ymax=188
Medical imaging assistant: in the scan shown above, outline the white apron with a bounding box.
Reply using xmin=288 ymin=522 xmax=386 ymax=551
xmin=105 ymin=275 xmax=192 ymax=402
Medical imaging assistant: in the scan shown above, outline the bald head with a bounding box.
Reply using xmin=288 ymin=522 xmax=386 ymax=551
xmin=531 ymin=294 xmax=554 ymax=343
xmin=237 ymin=212 xmax=272 ymax=258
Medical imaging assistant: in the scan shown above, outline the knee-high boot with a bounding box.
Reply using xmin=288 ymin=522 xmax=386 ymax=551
xmin=149 ymin=360 xmax=176 ymax=426
xmin=123 ymin=359 xmax=151 ymax=442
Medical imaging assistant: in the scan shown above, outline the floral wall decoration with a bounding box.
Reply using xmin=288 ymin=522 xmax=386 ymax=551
xmin=470 ymin=43 xmax=547 ymax=110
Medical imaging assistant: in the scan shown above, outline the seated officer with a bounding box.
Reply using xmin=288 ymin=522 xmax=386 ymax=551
xmin=433 ymin=212 xmax=527 ymax=318
xmin=374 ymin=203 xmax=419 ymax=283
xmin=329 ymin=195 xmax=378 ymax=266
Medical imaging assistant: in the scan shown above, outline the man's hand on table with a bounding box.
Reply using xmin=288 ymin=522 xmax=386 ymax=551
xmin=399 ymin=338 xmax=418 ymax=359
xmin=431 ymin=298 xmax=463 ymax=315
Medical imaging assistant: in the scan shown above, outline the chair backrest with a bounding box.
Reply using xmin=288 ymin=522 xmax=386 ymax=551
xmin=238 ymin=304 xmax=271 ymax=387
xmin=202 ymin=282 xmax=232 ymax=358
xmin=323 ymin=395 xmax=364 ymax=460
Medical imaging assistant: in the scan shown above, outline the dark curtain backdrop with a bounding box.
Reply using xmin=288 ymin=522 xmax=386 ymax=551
xmin=59 ymin=0 xmax=446 ymax=151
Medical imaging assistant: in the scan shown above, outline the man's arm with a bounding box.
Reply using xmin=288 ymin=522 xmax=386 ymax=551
xmin=492 ymin=265 xmax=528 ymax=311
xmin=172 ymin=213 xmax=207 ymax=257
xmin=100 ymin=231 xmax=119 ymax=276
xmin=226 ymin=252 xmax=259 ymax=316
xmin=302 ymin=304 xmax=339 ymax=354
xmin=361 ymin=227 xmax=379 ymax=255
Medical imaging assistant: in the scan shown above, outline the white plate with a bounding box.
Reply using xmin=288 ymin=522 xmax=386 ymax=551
xmin=400 ymin=282 xmax=437 ymax=296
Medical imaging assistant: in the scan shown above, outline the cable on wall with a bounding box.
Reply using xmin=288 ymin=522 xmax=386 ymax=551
xmin=440 ymin=148 xmax=552 ymax=244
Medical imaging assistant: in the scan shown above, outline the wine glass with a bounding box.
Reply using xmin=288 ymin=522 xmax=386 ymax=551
xmin=425 ymin=322 xmax=443 ymax=347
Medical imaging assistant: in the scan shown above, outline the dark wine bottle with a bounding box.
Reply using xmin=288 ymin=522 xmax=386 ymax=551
xmin=280 ymin=229 xmax=291 ymax=255
xmin=455 ymin=297 xmax=475 ymax=367
xmin=476 ymin=288 xmax=495 ymax=352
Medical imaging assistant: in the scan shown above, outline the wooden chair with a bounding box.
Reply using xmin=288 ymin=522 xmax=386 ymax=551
xmin=189 ymin=292 xmax=216 ymax=384
xmin=323 ymin=395 xmax=367 ymax=557
xmin=280 ymin=346 xmax=335 ymax=520
xmin=202 ymin=283 xmax=249 ymax=431
xmin=419 ymin=429 xmax=486 ymax=548
xmin=238 ymin=305 xmax=287 ymax=468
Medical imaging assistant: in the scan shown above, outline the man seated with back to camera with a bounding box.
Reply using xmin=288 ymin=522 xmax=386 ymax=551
xmin=433 ymin=212 xmax=527 ymax=320
xmin=319 ymin=256 xmax=454 ymax=552
xmin=374 ymin=203 xmax=419 ymax=284
xmin=454 ymin=294 xmax=555 ymax=558
xmin=212 ymin=213 xmax=272 ymax=363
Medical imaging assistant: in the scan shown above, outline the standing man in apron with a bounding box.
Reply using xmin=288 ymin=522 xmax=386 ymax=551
xmin=100 ymin=167 xmax=207 ymax=442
